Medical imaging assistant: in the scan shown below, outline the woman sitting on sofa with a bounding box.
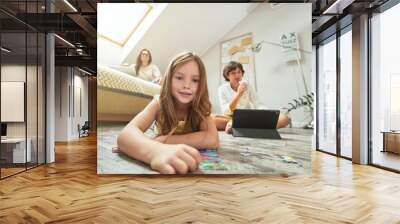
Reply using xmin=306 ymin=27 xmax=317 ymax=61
xmin=133 ymin=49 xmax=162 ymax=84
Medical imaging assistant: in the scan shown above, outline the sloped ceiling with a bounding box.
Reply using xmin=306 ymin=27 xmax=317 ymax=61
xmin=121 ymin=3 xmax=259 ymax=73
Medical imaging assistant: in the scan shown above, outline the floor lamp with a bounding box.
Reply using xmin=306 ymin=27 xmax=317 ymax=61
xmin=251 ymin=38 xmax=314 ymax=128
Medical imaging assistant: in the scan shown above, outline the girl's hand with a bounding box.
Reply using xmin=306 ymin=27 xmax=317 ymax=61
xmin=150 ymin=144 xmax=202 ymax=174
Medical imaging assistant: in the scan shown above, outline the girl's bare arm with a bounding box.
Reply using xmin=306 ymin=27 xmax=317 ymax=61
xmin=117 ymin=100 xmax=202 ymax=174
xmin=158 ymin=116 xmax=219 ymax=149
xmin=117 ymin=100 xmax=164 ymax=163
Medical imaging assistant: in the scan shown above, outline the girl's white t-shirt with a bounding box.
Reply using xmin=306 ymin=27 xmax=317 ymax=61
xmin=218 ymin=82 xmax=259 ymax=116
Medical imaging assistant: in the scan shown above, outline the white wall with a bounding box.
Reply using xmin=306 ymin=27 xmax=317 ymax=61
xmin=2 ymin=64 xmax=47 ymax=163
xmin=1 ymin=65 xmax=26 ymax=138
xmin=202 ymin=3 xmax=312 ymax=127
xmin=76 ymin=75 xmax=89 ymax=124
xmin=97 ymin=38 xmax=123 ymax=66
xmin=71 ymin=74 xmax=89 ymax=138
xmin=55 ymin=67 xmax=89 ymax=141
xmin=1 ymin=65 xmax=26 ymax=82
xmin=119 ymin=3 xmax=258 ymax=73
xmin=55 ymin=67 xmax=70 ymax=141
xmin=1 ymin=65 xmax=34 ymax=135
xmin=312 ymin=45 xmax=316 ymax=149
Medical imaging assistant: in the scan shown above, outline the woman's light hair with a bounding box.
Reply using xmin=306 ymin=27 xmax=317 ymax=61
xmin=157 ymin=50 xmax=211 ymax=136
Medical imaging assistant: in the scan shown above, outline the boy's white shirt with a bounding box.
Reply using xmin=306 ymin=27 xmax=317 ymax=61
xmin=218 ymin=82 xmax=265 ymax=115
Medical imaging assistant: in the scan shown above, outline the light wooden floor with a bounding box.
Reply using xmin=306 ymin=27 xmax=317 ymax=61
xmin=373 ymin=151 xmax=400 ymax=171
xmin=1 ymin=167 xmax=25 ymax=178
xmin=1 ymin=163 xmax=44 ymax=178
xmin=0 ymin=135 xmax=400 ymax=223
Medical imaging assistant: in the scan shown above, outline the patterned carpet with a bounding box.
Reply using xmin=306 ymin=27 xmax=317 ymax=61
xmin=97 ymin=122 xmax=312 ymax=175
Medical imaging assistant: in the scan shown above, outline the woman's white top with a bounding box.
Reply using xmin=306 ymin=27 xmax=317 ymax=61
xmin=132 ymin=64 xmax=162 ymax=81
xmin=218 ymin=82 xmax=259 ymax=116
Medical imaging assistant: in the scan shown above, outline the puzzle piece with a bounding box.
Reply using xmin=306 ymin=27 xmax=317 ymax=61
xmin=279 ymin=155 xmax=297 ymax=164
xmin=200 ymin=160 xmax=227 ymax=171
xmin=198 ymin=149 xmax=227 ymax=171
xmin=200 ymin=161 xmax=214 ymax=170
xmin=199 ymin=149 xmax=219 ymax=158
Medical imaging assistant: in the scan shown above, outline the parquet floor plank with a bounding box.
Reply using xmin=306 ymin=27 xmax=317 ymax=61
xmin=0 ymin=135 xmax=399 ymax=223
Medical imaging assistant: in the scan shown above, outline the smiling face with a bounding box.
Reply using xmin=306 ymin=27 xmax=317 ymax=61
xmin=158 ymin=51 xmax=211 ymax=136
xmin=171 ymin=60 xmax=200 ymax=106
xmin=227 ymin=67 xmax=244 ymax=90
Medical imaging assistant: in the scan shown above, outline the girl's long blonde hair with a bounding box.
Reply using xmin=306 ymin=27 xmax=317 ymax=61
xmin=157 ymin=51 xmax=211 ymax=136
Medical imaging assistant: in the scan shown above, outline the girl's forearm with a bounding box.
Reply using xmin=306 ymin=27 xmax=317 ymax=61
xmin=164 ymin=131 xmax=219 ymax=149
xmin=117 ymin=127 xmax=163 ymax=163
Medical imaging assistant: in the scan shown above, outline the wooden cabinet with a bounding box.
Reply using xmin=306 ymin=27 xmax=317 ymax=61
xmin=382 ymin=132 xmax=400 ymax=154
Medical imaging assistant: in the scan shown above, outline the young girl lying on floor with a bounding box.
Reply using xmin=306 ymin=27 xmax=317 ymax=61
xmin=116 ymin=51 xmax=219 ymax=174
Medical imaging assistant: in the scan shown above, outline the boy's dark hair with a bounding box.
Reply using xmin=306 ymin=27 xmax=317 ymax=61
xmin=223 ymin=61 xmax=245 ymax=81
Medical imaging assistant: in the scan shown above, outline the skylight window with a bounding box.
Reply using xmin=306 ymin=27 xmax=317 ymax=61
xmin=98 ymin=3 xmax=152 ymax=46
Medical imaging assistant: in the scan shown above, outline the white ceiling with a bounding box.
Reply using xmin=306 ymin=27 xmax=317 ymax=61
xmin=121 ymin=3 xmax=259 ymax=73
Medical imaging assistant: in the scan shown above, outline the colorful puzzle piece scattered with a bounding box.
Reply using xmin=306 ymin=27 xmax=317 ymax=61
xmin=199 ymin=149 xmax=218 ymax=158
xmin=198 ymin=149 xmax=227 ymax=171
xmin=200 ymin=161 xmax=227 ymax=171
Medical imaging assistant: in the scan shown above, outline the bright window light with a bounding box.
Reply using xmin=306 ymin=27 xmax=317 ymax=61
xmin=98 ymin=3 xmax=152 ymax=46
xmin=78 ymin=67 xmax=93 ymax=76
xmin=54 ymin=34 xmax=75 ymax=48
xmin=391 ymin=76 xmax=400 ymax=113
xmin=1 ymin=47 xmax=11 ymax=53
xmin=63 ymin=0 xmax=78 ymax=12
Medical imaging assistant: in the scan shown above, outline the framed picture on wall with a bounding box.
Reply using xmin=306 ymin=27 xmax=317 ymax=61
xmin=219 ymin=32 xmax=257 ymax=91
xmin=1 ymin=81 xmax=25 ymax=122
